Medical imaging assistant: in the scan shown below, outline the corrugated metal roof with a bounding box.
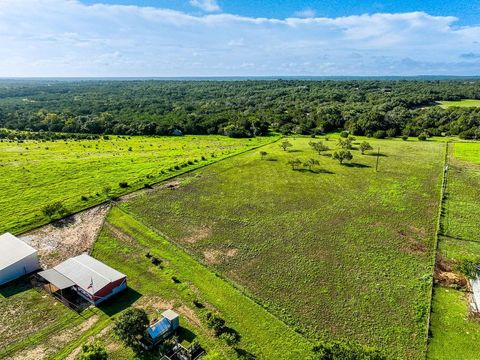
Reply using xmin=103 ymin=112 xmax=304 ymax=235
xmin=54 ymin=254 xmax=125 ymax=295
xmin=0 ymin=232 xmax=37 ymax=269
xmin=37 ymin=269 xmax=75 ymax=290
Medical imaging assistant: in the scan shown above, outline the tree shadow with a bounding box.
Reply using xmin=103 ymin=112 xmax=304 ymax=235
xmin=343 ymin=162 xmax=371 ymax=168
xmin=288 ymin=149 xmax=303 ymax=153
xmin=234 ymin=347 xmax=257 ymax=360
xmin=97 ymin=287 xmax=142 ymax=316
xmin=177 ymin=327 xmax=196 ymax=343
xmin=0 ymin=277 xmax=32 ymax=298
xmin=52 ymin=216 xmax=76 ymax=228
xmin=366 ymin=153 xmax=388 ymax=157
xmin=295 ymin=168 xmax=334 ymax=174
xmin=265 ymin=158 xmax=278 ymax=161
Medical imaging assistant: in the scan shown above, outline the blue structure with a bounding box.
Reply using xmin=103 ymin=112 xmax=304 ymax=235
xmin=145 ymin=309 xmax=180 ymax=347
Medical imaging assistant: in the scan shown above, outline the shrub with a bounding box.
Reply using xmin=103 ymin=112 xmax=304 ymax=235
xmin=418 ymin=133 xmax=428 ymax=141
xmin=76 ymin=341 xmax=107 ymax=360
xmin=113 ymin=308 xmax=148 ymax=349
xmin=457 ymin=259 xmax=480 ymax=279
xmin=402 ymin=135 xmax=408 ymax=141
xmin=205 ymin=312 xmax=226 ymax=336
xmin=42 ymin=202 xmax=67 ymax=218
xmin=81 ymin=195 xmax=88 ymax=201
xmin=386 ymin=128 xmax=397 ymax=138
xmin=119 ymin=182 xmax=129 ymax=188
xmin=340 ymin=131 xmax=349 ymax=138
xmin=373 ymin=130 xmax=387 ymax=139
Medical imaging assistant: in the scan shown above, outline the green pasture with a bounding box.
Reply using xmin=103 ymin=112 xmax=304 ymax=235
xmin=428 ymin=142 xmax=480 ymax=359
xmin=124 ymin=136 xmax=445 ymax=359
xmin=438 ymin=99 xmax=480 ymax=108
xmin=0 ymin=135 xmax=274 ymax=234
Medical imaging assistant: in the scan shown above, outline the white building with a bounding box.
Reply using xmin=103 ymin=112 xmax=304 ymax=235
xmin=0 ymin=232 xmax=39 ymax=285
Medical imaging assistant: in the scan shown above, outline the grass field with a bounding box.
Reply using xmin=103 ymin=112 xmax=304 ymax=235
xmin=438 ymin=99 xmax=480 ymax=108
xmin=59 ymin=206 xmax=313 ymax=359
xmin=123 ymin=136 xmax=445 ymax=359
xmin=0 ymin=135 xmax=274 ymax=234
xmin=428 ymin=142 xmax=480 ymax=359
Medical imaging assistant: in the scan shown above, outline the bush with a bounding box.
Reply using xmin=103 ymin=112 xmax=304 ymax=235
xmin=81 ymin=195 xmax=88 ymax=201
xmin=113 ymin=308 xmax=148 ymax=349
xmin=42 ymin=202 xmax=68 ymax=218
xmin=402 ymin=135 xmax=408 ymax=141
xmin=76 ymin=341 xmax=107 ymax=360
xmin=373 ymin=130 xmax=387 ymax=139
xmin=457 ymin=259 xmax=480 ymax=279
xmin=205 ymin=312 xmax=226 ymax=336
xmin=418 ymin=133 xmax=428 ymax=141
xmin=386 ymin=128 xmax=397 ymax=138
xmin=312 ymin=340 xmax=386 ymax=360
xmin=119 ymin=182 xmax=129 ymax=188
xmin=340 ymin=131 xmax=349 ymax=138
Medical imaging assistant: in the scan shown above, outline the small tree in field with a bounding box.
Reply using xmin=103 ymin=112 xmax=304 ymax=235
xmin=280 ymin=140 xmax=293 ymax=151
xmin=333 ymin=150 xmax=353 ymax=164
xmin=42 ymin=202 xmax=68 ymax=218
xmin=76 ymin=341 xmax=107 ymax=360
xmin=337 ymin=138 xmax=353 ymax=150
xmin=359 ymin=141 xmax=373 ymax=155
xmin=287 ymin=159 xmax=302 ymax=170
xmin=304 ymin=158 xmax=319 ymax=171
xmin=309 ymin=141 xmax=329 ymax=155
xmin=113 ymin=308 xmax=148 ymax=349
xmin=259 ymin=151 xmax=267 ymax=160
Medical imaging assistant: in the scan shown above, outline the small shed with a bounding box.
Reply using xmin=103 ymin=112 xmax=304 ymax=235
xmin=38 ymin=254 xmax=127 ymax=305
xmin=0 ymin=232 xmax=39 ymax=285
xmin=145 ymin=309 xmax=180 ymax=348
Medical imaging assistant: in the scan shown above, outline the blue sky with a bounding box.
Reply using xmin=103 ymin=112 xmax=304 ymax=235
xmin=0 ymin=0 xmax=479 ymax=77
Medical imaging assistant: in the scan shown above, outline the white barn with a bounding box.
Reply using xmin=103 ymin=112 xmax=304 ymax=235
xmin=0 ymin=232 xmax=39 ymax=285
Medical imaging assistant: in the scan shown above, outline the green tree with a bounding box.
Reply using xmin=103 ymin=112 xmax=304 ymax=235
xmin=333 ymin=150 xmax=353 ymax=164
xmin=359 ymin=141 xmax=373 ymax=155
xmin=280 ymin=140 xmax=293 ymax=151
xmin=42 ymin=201 xmax=68 ymax=218
xmin=304 ymin=158 xmax=319 ymax=170
xmin=309 ymin=141 xmax=329 ymax=155
xmin=113 ymin=308 xmax=148 ymax=348
xmin=287 ymin=159 xmax=302 ymax=170
xmin=337 ymin=138 xmax=353 ymax=150
xmin=76 ymin=341 xmax=108 ymax=360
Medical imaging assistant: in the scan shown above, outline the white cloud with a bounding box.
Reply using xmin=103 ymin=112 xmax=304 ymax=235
xmin=294 ymin=8 xmax=316 ymax=18
xmin=0 ymin=1 xmax=479 ymax=76
xmin=189 ymin=0 xmax=220 ymax=12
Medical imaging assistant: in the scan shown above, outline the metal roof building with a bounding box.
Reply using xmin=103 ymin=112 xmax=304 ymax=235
xmin=0 ymin=232 xmax=40 ymax=285
xmin=37 ymin=254 xmax=127 ymax=305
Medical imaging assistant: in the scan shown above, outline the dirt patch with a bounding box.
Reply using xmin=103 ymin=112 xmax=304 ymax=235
xmin=203 ymin=248 xmax=238 ymax=265
xmin=434 ymin=271 xmax=468 ymax=289
xmin=182 ymin=225 xmax=212 ymax=244
xmin=10 ymin=346 xmax=46 ymax=360
xmin=20 ymin=205 xmax=110 ymax=268
xmin=163 ymin=181 xmax=181 ymax=190
xmin=178 ymin=305 xmax=203 ymax=328
xmin=398 ymin=228 xmax=428 ymax=254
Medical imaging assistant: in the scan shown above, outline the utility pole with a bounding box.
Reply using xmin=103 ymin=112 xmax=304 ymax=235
xmin=375 ymin=147 xmax=380 ymax=172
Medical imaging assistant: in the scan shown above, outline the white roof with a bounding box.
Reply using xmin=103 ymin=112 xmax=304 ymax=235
xmin=54 ymin=254 xmax=126 ymax=295
xmin=0 ymin=232 xmax=37 ymax=269
xmin=162 ymin=309 xmax=179 ymax=321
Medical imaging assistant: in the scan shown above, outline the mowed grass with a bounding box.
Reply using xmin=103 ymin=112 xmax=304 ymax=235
xmin=438 ymin=99 xmax=480 ymax=108
xmin=85 ymin=206 xmax=313 ymax=359
xmin=0 ymin=135 xmax=274 ymax=234
xmin=124 ymin=137 xmax=445 ymax=359
xmin=428 ymin=142 xmax=480 ymax=359
xmin=428 ymin=288 xmax=480 ymax=360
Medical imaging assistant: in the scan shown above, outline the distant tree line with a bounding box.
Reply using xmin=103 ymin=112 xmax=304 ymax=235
xmin=0 ymin=79 xmax=480 ymax=138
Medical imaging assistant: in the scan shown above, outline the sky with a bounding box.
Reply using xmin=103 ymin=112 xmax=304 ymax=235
xmin=0 ymin=0 xmax=479 ymax=77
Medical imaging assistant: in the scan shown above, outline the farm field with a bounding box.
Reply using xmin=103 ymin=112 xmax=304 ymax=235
xmin=438 ymin=99 xmax=480 ymax=108
xmin=124 ymin=136 xmax=446 ymax=359
xmin=428 ymin=142 xmax=480 ymax=359
xmin=0 ymin=135 xmax=274 ymax=234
